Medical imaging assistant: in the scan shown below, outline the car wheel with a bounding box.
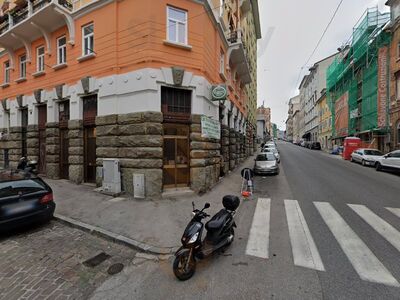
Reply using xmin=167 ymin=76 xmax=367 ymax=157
xmin=375 ymin=162 xmax=382 ymax=171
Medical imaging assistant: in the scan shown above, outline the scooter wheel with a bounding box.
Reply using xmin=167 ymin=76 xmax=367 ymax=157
xmin=173 ymin=251 xmax=196 ymax=281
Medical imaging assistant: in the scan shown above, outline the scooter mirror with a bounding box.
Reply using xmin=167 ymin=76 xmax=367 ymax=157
xmin=204 ymin=203 xmax=210 ymax=209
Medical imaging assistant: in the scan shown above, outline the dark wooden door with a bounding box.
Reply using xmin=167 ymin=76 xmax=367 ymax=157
xmin=163 ymin=124 xmax=189 ymax=188
xmin=84 ymin=127 xmax=96 ymax=183
xmin=21 ymin=108 xmax=28 ymax=158
xmin=83 ymin=95 xmax=97 ymax=183
xmin=38 ymin=105 xmax=47 ymax=174
xmin=59 ymin=101 xmax=70 ymax=179
xmin=59 ymin=129 xmax=69 ymax=179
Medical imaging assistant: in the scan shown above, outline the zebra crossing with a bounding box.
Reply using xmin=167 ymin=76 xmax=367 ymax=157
xmin=245 ymin=198 xmax=400 ymax=287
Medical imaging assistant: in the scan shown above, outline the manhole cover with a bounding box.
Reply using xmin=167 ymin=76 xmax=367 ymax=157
xmin=108 ymin=263 xmax=124 ymax=275
xmin=83 ymin=252 xmax=111 ymax=268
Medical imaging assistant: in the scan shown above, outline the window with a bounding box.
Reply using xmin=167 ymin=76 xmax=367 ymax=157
xmin=19 ymin=55 xmax=26 ymax=78
xmin=82 ymin=23 xmax=94 ymax=56
xmin=219 ymin=50 xmax=225 ymax=74
xmin=167 ymin=6 xmax=187 ymax=44
xmin=397 ymin=73 xmax=400 ymax=101
xmin=57 ymin=36 xmax=67 ymax=65
xmin=397 ymin=42 xmax=400 ymax=59
xmin=37 ymin=46 xmax=45 ymax=72
xmin=4 ymin=61 xmax=10 ymax=84
xmin=397 ymin=122 xmax=400 ymax=145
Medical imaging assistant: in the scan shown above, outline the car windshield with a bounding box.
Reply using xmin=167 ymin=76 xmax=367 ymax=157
xmin=364 ymin=150 xmax=382 ymax=156
xmin=256 ymin=153 xmax=276 ymax=161
xmin=0 ymin=179 xmax=47 ymax=197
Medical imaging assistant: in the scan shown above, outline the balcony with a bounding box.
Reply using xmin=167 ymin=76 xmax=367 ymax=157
xmin=227 ymin=29 xmax=251 ymax=84
xmin=0 ymin=0 xmax=74 ymax=68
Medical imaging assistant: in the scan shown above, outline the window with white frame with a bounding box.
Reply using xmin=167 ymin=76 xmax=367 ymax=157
xmin=37 ymin=46 xmax=45 ymax=72
xmin=396 ymin=73 xmax=400 ymax=101
xmin=82 ymin=23 xmax=94 ymax=56
xmin=219 ymin=0 xmax=225 ymax=17
xmin=219 ymin=50 xmax=225 ymax=74
xmin=167 ymin=6 xmax=187 ymax=44
xmin=57 ymin=36 xmax=67 ymax=65
xmin=4 ymin=61 xmax=10 ymax=84
xmin=19 ymin=55 xmax=27 ymax=78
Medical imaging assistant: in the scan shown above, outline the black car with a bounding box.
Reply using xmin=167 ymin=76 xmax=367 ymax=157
xmin=310 ymin=142 xmax=321 ymax=150
xmin=0 ymin=170 xmax=55 ymax=232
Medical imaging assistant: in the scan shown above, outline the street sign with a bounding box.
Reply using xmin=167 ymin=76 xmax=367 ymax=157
xmin=201 ymin=115 xmax=221 ymax=139
xmin=212 ymin=84 xmax=227 ymax=101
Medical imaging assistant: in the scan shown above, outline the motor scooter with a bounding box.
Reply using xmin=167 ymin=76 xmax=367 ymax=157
xmin=173 ymin=195 xmax=240 ymax=281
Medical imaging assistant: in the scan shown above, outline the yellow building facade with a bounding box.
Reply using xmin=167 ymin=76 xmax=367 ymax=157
xmin=317 ymin=91 xmax=332 ymax=150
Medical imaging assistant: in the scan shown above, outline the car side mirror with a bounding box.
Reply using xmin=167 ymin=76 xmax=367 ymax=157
xmin=204 ymin=203 xmax=210 ymax=209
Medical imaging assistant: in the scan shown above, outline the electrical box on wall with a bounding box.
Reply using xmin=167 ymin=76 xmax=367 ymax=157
xmin=133 ymin=174 xmax=145 ymax=199
xmin=102 ymin=159 xmax=121 ymax=195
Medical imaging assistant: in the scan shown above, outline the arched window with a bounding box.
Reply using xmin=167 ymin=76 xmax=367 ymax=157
xmin=397 ymin=122 xmax=400 ymax=145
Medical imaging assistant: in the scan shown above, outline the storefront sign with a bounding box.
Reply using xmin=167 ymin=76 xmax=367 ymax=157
xmin=212 ymin=85 xmax=227 ymax=101
xmin=335 ymin=92 xmax=349 ymax=137
xmin=377 ymin=46 xmax=388 ymax=128
xmin=201 ymin=115 xmax=221 ymax=139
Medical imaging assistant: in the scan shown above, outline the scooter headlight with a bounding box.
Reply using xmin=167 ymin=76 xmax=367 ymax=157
xmin=188 ymin=232 xmax=199 ymax=244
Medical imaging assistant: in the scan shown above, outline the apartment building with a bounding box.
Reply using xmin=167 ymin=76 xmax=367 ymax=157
xmin=0 ymin=0 xmax=261 ymax=196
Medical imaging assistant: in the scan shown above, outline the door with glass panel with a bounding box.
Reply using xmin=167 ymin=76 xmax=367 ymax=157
xmin=163 ymin=124 xmax=190 ymax=188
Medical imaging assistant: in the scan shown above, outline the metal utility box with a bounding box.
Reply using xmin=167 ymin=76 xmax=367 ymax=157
xmin=102 ymin=159 xmax=121 ymax=194
xmin=133 ymin=173 xmax=145 ymax=199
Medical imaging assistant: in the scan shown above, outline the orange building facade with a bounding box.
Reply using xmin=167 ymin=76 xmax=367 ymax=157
xmin=0 ymin=0 xmax=261 ymax=196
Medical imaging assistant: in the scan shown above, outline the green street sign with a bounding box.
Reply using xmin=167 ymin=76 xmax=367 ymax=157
xmin=212 ymin=85 xmax=227 ymax=101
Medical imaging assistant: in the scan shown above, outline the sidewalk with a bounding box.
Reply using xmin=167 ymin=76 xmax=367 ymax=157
xmin=47 ymin=154 xmax=256 ymax=255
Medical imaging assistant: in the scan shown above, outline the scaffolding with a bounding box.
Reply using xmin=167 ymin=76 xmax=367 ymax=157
xmin=327 ymin=8 xmax=391 ymax=140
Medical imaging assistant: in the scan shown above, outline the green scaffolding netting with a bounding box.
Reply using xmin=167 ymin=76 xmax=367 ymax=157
xmin=326 ymin=7 xmax=391 ymax=139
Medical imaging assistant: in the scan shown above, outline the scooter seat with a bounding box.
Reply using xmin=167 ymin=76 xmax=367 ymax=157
xmin=205 ymin=209 xmax=231 ymax=231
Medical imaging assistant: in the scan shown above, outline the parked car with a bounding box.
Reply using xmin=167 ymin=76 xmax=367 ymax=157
xmin=0 ymin=170 xmax=55 ymax=232
xmin=310 ymin=142 xmax=321 ymax=150
xmin=300 ymin=141 xmax=307 ymax=147
xmin=375 ymin=150 xmax=400 ymax=172
xmin=351 ymin=148 xmax=383 ymax=166
xmin=263 ymin=144 xmax=278 ymax=152
xmin=253 ymin=153 xmax=280 ymax=175
xmin=261 ymin=147 xmax=280 ymax=163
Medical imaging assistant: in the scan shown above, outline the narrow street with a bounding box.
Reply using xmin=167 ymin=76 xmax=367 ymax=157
xmin=90 ymin=142 xmax=400 ymax=300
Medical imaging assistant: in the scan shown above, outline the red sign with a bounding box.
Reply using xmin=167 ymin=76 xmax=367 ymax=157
xmin=335 ymin=92 xmax=349 ymax=137
xmin=377 ymin=46 xmax=388 ymax=128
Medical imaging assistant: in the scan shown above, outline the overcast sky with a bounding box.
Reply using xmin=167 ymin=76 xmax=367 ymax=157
xmin=257 ymin=0 xmax=389 ymax=130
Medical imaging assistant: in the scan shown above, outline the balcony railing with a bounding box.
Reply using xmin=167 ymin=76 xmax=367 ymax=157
xmin=58 ymin=0 xmax=73 ymax=11
xmin=0 ymin=0 xmax=72 ymax=37
xmin=0 ymin=19 xmax=9 ymax=35
xmin=12 ymin=5 xmax=29 ymax=26
xmin=227 ymin=30 xmax=238 ymax=43
xmin=32 ymin=0 xmax=52 ymax=13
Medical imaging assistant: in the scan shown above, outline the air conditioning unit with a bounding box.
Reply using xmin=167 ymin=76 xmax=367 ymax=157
xmin=102 ymin=159 xmax=121 ymax=195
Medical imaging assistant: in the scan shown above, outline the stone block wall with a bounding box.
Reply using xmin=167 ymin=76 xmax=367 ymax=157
xmin=46 ymin=123 xmax=60 ymax=179
xmin=229 ymin=128 xmax=236 ymax=170
xmin=190 ymin=115 xmax=221 ymax=194
xmin=27 ymin=125 xmax=39 ymax=163
xmin=68 ymin=120 xmax=84 ymax=184
xmin=220 ymin=125 xmax=230 ymax=175
xmin=96 ymin=112 xmax=163 ymax=197
xmin=0 ymin=127 xmax=23 ymax=169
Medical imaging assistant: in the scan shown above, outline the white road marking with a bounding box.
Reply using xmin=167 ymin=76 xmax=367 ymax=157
xmin=386 ymin=207 xmax=400 ymax=219
xmin=246 ymin=198 xmax=270 ymax=259
xmin=284 ymin=200 xmax=325 ymax=271
xmin=314 ymin=202 xmax=399 ymax=287
xmin=349 ymin=204 xmax=400 ymax=253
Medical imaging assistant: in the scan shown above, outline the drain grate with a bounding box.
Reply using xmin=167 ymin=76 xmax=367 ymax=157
xmin=83 ymin=252 xmax=111 ymax=268
xmin=107 ymin=263 xmax=124 ymax=275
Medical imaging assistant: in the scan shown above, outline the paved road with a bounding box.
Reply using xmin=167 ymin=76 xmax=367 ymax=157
xmin=91 ymin=142 xmax=400 ymax=300
xmin=0 ymin=221 xmax=135 ymax=300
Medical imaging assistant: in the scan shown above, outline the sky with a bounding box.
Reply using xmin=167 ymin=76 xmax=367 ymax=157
xmin=257 ymin=0 xmax=390 ymax=130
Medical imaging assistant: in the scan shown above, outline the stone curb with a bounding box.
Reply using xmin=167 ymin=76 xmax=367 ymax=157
xmin=53 ymin=214 xmax=179 ymax=255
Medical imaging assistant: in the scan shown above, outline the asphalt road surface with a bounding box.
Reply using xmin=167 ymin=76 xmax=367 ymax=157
xmin=92 ymin=141 xmax=400 ymax=300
